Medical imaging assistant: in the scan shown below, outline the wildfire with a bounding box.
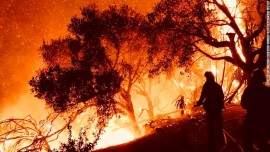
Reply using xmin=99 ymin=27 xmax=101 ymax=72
xmin=216 ymin=0 xmax=246 ymax=63
xmin=94 ymin=128 xmax=135 ymax=150
xmin=0 ymin=0 xmax=252 ymax=151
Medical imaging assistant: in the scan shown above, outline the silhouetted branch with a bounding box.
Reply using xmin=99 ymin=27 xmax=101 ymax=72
xmin=194 ymin=45 xmax=234 ymax=63
xmin=0 ymin=102 xmax=98 ymax=151
xmin=213 ymin=0 xmax=244 ymax=39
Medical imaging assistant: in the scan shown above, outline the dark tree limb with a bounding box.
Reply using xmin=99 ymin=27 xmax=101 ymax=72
xmin=194 ymin=45 xmax=234 ymax=63
xmin=213 ymin=0 xmax=244 ymax=39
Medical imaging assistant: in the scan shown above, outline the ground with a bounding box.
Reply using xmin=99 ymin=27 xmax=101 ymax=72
xmin=94 ymin=104 xmax=267 ymax=152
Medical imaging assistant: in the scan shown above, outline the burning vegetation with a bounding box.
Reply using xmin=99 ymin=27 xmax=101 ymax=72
xmin=0 ymin=0 xmax=267 ymax=151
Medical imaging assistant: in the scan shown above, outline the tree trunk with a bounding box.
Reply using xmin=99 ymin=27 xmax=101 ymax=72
xmin=127 ymin=106 xmax=141 ymax=137
xmin=145 ymin=94 xmax=154 ymax=121
xmin=120 ymin=89 xmax=141 ymax=137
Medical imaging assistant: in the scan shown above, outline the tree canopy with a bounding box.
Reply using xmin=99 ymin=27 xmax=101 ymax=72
xmin=27 ymin=4 xmax=147 ymax=150
xmin=143 ymin=0 xmax=266 ymax=76
xmin=29 ymin=5 xmax=129 ymax=113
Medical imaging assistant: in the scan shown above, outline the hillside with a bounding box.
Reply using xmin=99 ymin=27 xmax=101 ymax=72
xmin=94 ymin=104 xmax=248 ymax=152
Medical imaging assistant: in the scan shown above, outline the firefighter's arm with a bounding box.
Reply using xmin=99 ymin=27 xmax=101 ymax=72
xmin=194 ymin=98 xmax=204 ymax=107
xmin=194 ymin=85 xmax=206 ymax=107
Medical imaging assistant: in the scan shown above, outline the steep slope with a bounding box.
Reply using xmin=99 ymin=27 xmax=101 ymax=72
xmin=94 ymin=104 xmax=248 ymax=152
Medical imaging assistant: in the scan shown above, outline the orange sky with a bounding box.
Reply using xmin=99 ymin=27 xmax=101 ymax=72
xmin=0 ymin=0 xmax=159 ymax=120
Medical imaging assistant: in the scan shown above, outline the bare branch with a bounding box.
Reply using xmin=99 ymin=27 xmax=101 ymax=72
xmin=194 ymin=45 xmax=234 ymax=63
xmin=207 ymin=21 xmax=230 ymax=27
xmin=132 ymin=84 xmax=146 ymax=95
xmin=130 ymin=59 xmax=142 ymax=84
xmin=0 ymin=103 xmax=97 ymax=151
xmin=213 ymin=0 xmax=244 ymax=39
xmin=131 ymin=61 xmax=149 ymax=85
xmin=195 ymin=31 xmax=230 ymax=47
xmin=113 ymin=47 xmax=121 ymax=69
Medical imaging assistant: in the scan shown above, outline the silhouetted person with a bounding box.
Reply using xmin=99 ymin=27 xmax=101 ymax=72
xmin=179 ymin=96 xmax=186 ymax=116
xmin=195 ymin=71 xmax=225 ymax=152
xmin=241 ymin=68 xmax=270 ymax=152
xmin=175 ymin=95 xmax=186 ymax=116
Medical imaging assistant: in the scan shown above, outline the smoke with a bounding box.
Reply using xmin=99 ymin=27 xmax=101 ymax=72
xmin=0 ymin=0 xmax=93 ymax=120
xmin=0 ymin=0 xmax=159 ymax=120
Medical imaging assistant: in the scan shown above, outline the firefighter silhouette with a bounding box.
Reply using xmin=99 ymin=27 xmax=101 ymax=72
xmin=241 ymin=68 xmax=270 ymax=152
xmin=195 ymin=71 xmax=225 ymax=151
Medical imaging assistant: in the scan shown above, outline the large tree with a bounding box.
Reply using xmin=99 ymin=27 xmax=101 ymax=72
xmin=99 ymin=5 xmax=150 ymax=136
xmin=31 ymin=4 xmax=152 ymax=138
xmin=143 ymin=0 xmax=266 ymax=81
xmin=27 ymin=4 xmax=124 ymax=151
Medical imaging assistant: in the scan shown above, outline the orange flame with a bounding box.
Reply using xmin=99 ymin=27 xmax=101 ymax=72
xmin=95 ymin=128 xmax=134 ymax=150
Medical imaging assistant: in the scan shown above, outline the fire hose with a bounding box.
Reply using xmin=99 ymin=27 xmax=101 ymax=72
xmin=221 ymin=129 xmax=244 ymax=152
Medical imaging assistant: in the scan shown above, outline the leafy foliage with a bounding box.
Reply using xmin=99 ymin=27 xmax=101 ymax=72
xmin=28 ymin=4 xmax=146 ymax=150
xmin=50 ymin=125 xmax=95 ymax=152
xmin=141 ymin=0 xmax=214 ymax=75
xmin=29 ymin=5 xmax=128 ymax=113
xmin=30 ymin=66 xmax=121 ymax=112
